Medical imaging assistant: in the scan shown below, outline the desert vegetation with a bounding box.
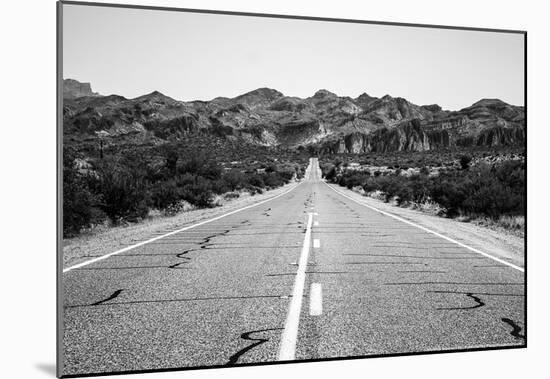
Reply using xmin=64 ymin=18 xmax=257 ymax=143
xmin=320 ymin=148 xmax=525 ymax=232
xmin=63 ymin=140 xmax=308 ymax=237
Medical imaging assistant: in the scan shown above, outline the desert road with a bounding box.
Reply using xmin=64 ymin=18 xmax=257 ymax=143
xmin=61 ymin=158 xmax=525 ymax=376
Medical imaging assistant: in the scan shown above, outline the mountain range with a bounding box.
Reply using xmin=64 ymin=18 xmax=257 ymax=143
xmin=62 ymin=79 xmax=525 ymax=154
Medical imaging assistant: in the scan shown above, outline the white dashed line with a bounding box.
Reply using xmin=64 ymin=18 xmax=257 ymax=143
xmin=313 ymin=239 xmax=320 ymax=248
xmin=314 ymin=221 xmax=319 ymax=226
xmin=309 ymin=283 xmax=323 ymax=316
xmin=278 ymin=212 xmax=313 ymax=361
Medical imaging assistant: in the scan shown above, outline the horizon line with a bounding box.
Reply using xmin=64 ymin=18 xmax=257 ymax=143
xmin=63 ymin=78 xmax=525 ymax=111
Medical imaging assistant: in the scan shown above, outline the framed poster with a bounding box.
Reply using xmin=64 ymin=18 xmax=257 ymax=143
xmin=58 ymin=1 xmax=526 ymax=377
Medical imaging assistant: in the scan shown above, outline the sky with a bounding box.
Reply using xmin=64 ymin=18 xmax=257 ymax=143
xmin=62 ymin=4 xmax=525 ymax=110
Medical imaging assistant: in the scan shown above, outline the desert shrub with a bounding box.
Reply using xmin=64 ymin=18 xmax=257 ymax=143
xmin=248 ymin=174 xmax=265 ymax=188
xmin=248 ymin=186 xmax=264 ymax=195
xmin=95 ymin=159 xmax=150 ymax=223
xmin=223 ymin=170 xmax=248 ymax=191
xmin=323 ymin=165 xmax=337 ymax=181
xmin=211 ymin=179 xmax=231 ymax=194
xmin=459 ymin=154 xmax=472 ymax=170
xmin=160 ymin=144 xmax=179 ymax=176
xmin=177 ymin=155 xmax=222 ymax=180
xmin=150 ymin=179 xmax=180 ymax=211
xmin=334 ymin=159 xmax=524 ymax=219
xmin=263 ymin=172 xmax=285 ymax=188
xmin=362 ymin=177 xmax=379 ymax=193
xmin=429 ymin=177 xmax=470 ymax=216
xmin=295 ymin=166 xmax=305 ymax=179
xmin=374 ymin=176 xmax=406 ymax=202
xmin=180 ymin=176 xmax=213 ymax=207
xmin=406 ymin=174 xmax=431 ymax=203
xmin=63 ymin=151 xmax=104 ymax=236
xmin=265 ymin=164 xmax=278 ymax=173
xmin=278 ymin=168 xmax=295 ymax=182
xmin=199 ymin=161 xmax=223 ymax=180
xmin=336 ymin=171 xmax=363 ymax=189
xmin=223 ymin=192 xmax=240 ymax=200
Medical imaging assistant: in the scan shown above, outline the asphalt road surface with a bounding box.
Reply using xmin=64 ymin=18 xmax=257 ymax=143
xmin=61 ymin=158 xmax=525 ymax=376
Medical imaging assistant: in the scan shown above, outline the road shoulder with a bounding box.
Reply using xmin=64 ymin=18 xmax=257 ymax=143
xmin=327 ymin=182 xmax=524 ymax=269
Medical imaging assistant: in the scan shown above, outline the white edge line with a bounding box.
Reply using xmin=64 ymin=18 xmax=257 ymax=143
xmin=309 ymin=283 xmax=323 ymax=316
xmin=63 ymin=183 xmax=301 ymax=273
xmin=325 ymin=182 xmax=524 ymax=273
xmin=278 ymin=212 xmax=313 ymax=361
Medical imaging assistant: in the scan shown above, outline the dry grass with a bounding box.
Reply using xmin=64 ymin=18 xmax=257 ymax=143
xmin=497 ymin=215 xmax=525 ymax=230
xmin=455 ymin=213 xmax=525 ymax=237
xmin=410 ymin=200 xmax=445 ymax=216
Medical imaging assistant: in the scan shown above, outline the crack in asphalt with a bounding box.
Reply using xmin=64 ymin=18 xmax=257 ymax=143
xmin=428 ymin=290 xmax=524 ymax=296
xmin=346 ymin=262 xmax=427 ymax=265
xmin=168 ymin=249 xmax=195 ymax=268
xmin=67 ymin=294 xmax=291 ymax=308
xmin=194 ymin=245 xmax=301 ymax=250
xmin=266 ymin=271 xmax=351 ymax=277
xmin=265 ymin=273 xmax=296 ymax=277
xmin=437 ymin=292 xmax=485 ymax=310
xmin=175 ymin=249 xmax=193 ymax=259
xmin=226 ymin=328 xmax=283 ymax=365
xmin=168 ymin=262 xmax=189 ymax=269
xmin=501 ymin=318 xmax=525 ymax=340
xmin=427 ymin=290 xmax=524 ymax=311
xmin=90 ymin=289 xmax=124 ymax=306
xmin=169 ymin=229 xmax=231 ymax=267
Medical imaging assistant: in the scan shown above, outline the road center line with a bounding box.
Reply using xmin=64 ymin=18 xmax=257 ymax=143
xmin=325 ymin=182 xmax=524 ymax=272
xmin=63 ymin=182 xmax=302 ymax=273
xmin=309 ymin=283 xmax=323 ymax=316
xmin=278 ymin=212 xmax=313 ymax=361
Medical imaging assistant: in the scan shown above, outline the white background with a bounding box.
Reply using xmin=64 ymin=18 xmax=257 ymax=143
xmin=1 ymin=0 xmax=548 ymax=378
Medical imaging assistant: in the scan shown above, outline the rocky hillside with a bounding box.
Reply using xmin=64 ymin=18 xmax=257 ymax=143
xmin=63 ymin=79 xmax=525 ymax=153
